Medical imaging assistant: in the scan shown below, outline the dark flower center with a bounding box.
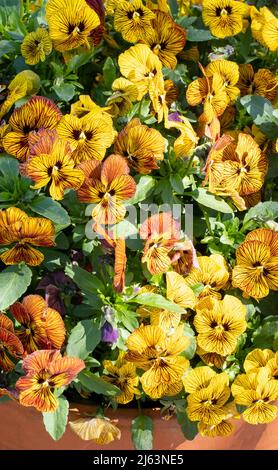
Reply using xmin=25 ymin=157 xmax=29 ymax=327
xmin=216 ymin=6 xmax=232 ymax=16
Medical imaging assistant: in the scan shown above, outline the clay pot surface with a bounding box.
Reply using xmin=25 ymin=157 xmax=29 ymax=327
xmin=1 ymin=400 xmax=278 ymax=450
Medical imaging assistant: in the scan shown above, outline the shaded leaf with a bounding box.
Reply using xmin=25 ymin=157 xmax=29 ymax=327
xmin=131 ymin=415 xmax=153 ymax=450
xmin=29 ymin=196 xmax=70 ymax=226
xmin=78 ymin=371 xmax=121 ymax=396
xmin=0 ymin=264 xmax=32 ymax=310
xmin=66 ymin=319 xmax=101 ymax=359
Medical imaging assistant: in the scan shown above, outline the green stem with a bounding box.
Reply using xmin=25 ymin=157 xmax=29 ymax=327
xmin=184 ymin=153 xmax=195 ymax=177
xmin=202 ymin=206 xmax=213 ymax=237
xmin=137 ymin=399 xmax=142 ymax=414
xmin=20 ymin=0 xmax=24 ymax=19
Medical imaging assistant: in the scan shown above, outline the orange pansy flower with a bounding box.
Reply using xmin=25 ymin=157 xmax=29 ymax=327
xmin=140 ymin=212 xmax=184 ymax=275
xmin=77 ymin=154 xmax=136 ymax=225
xmin=0 ymin=207 xmax=55 ymax=266
xmin=0 ymin=313 xmax=24 ymax=371
xmin=3 ymin=96 xmax=62 ymax=161
xmin=10 ymin=295 xmax=66 ymax=354
xmin=16 ymin=350 xmax=85 ymax=412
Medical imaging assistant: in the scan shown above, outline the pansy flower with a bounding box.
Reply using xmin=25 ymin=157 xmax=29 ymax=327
xmin=140 ymin=212 xmax=184 ymax=275
xmin=231 ymin=368 xmax=278 ymax=425
xmin=140 ymin=10 xmax=186 ymax=69
xmin=205 ymin=60 xmax=240 ymax=103
xmin=194 ymin=295 xmax=247 ymax=356
xmin=186 ymin=372 xmax=232 ymax=425
xmin=57 ymin=113 xmax=116 ymax=163
xmin=21 ymin=130 xmax=85 ymax=200
xmin=21 ymin=28 xmax=52 ymax=65
xmin=238 ymin=64 xmax=278 ymax=102
xmin=126 ymin=324 xmax=189 ymax=399
xmin=46 ymin=0 xmax=100 ymax=52
xmin=3 ymin=96 xmax=62 ymax=161
xmin=0 ymin=313 xmax=24 ymax=372
xmin=232 ymin=228 xmax=278 ymax=299
xmin=202 ymin=0 xmax=248 ymax=39
xmin=102 ymin=352 xmax=139 ymax=404
xmin=167 ymin=113 xmax=199 ymax=159
xmin=118 ymin=44 xmax=164 ymax=100
xmin=16 ymin=350 xmax=85 ymax=412
xmin=77 ymin=154 xmax=136 ymax=225
xmin=0 ymin=207 xmax=55 ymax=266
xmin=10 ymin=295 xmax=66 ymax=354
xmin=139 ymin=271 xmax=196 ymax=331
xmin=185 ymin=254 xmax=230 ymax=300
xmin=114 ymin=0 xmax=155 ymax=43
xmin=107 ymin=78 xmax=139 ymax=117
xmin=114 ymin=118 xmax=165 ymax=174
xmin=69 ymin=417 xmax=121 ymax=443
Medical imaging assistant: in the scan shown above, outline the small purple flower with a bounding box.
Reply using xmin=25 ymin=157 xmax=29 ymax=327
xmin=168 ymin=112 xmax=183 ymax=123
xmin=37 ymin=271 xmax=77 ymax=316
xmin=101 ymin=321 xmax=119 ymax=344
xmin=70 ymin=249 xmax=84 ymax=266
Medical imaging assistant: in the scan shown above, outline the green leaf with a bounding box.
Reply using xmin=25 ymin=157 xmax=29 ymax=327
xmin=168 ymin=0 xmax=178 ymax=17
xmin=240 ymin=95 xmax=278 ymax=139
xmin=191 ymin=188 xmax=233 ymax=213
xmin=0 ymin=264 xmax=32 ymax=310
xmin=130 ymin=293 xmax=185 ymax=314
xmin=127 ymin=175 xmax=155 ymax=204
xmin=176 ymin=16 xmax=197 ymax=29
xmin=78 ymin=371 xmax=121 ymax=396
xmin=252 ymin=321 xmax=278 ymax=350
xmin=0 ymin=155 xmax=19 ymax=176
xmin=43 ymin=396 xmax=69 ymax=441
xmin=52 ymin=83 xmax=76 ymax=102
xmin=176 ymin=411 xmax=198 ymax=440
xmin=65 ymin=265 xmax=105 ymax=293
xmin=116 ymin=305 xmax=139 ymax=332
xmin=243 ymin=201 xmax=278 ymax=227
xmin=0 ymin=39 xmax=18 ymax=58
xmin=187 ymin=26 xmax=213 ymax=42
xmin=182 ymin=324 xmax=196 ymax=360
xmin=66 ymin=50 xmax=96 ymax=73
xmin=103 ymin=57 xmax=117 ymax=89
xmin=29 ymin=196 xmax=71 ymax=226
xmin=66 ymin=319 xmax=101 ymax=359
xmin=131 ymin=415 xmax=153 ymax=450
xmin=170 ymin=174 xmax=184 ymax=194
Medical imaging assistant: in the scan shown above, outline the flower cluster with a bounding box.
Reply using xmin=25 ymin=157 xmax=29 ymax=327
xmin=0 ymin=0 xmax=278 ymax=450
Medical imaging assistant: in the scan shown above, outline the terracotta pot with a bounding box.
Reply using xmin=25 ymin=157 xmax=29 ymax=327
xmin=1 ymin=400 xmax=278 ymax=450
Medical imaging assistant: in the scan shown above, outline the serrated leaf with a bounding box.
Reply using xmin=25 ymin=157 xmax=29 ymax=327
xmin=177 ymin=411 xmax=198 ymax=440
xmin=78 ymin=371 xmax=121 ymax=396
xmin=29 ymin=196 xmax=70 ymax=226
xmin=131 ymin=415 xmax=153 ymax=450
xmin=0 ymin=264 xmax=32 ymax=310
xmin=130 ymin=293 xmax=185 ymax=314
xmin=43 ymin=396 xmax=69 ymax=441
xmin=66 ymin=319 xmax=101 ymax=359
xmin=191 ymin=188 xmax=233 ymax=213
